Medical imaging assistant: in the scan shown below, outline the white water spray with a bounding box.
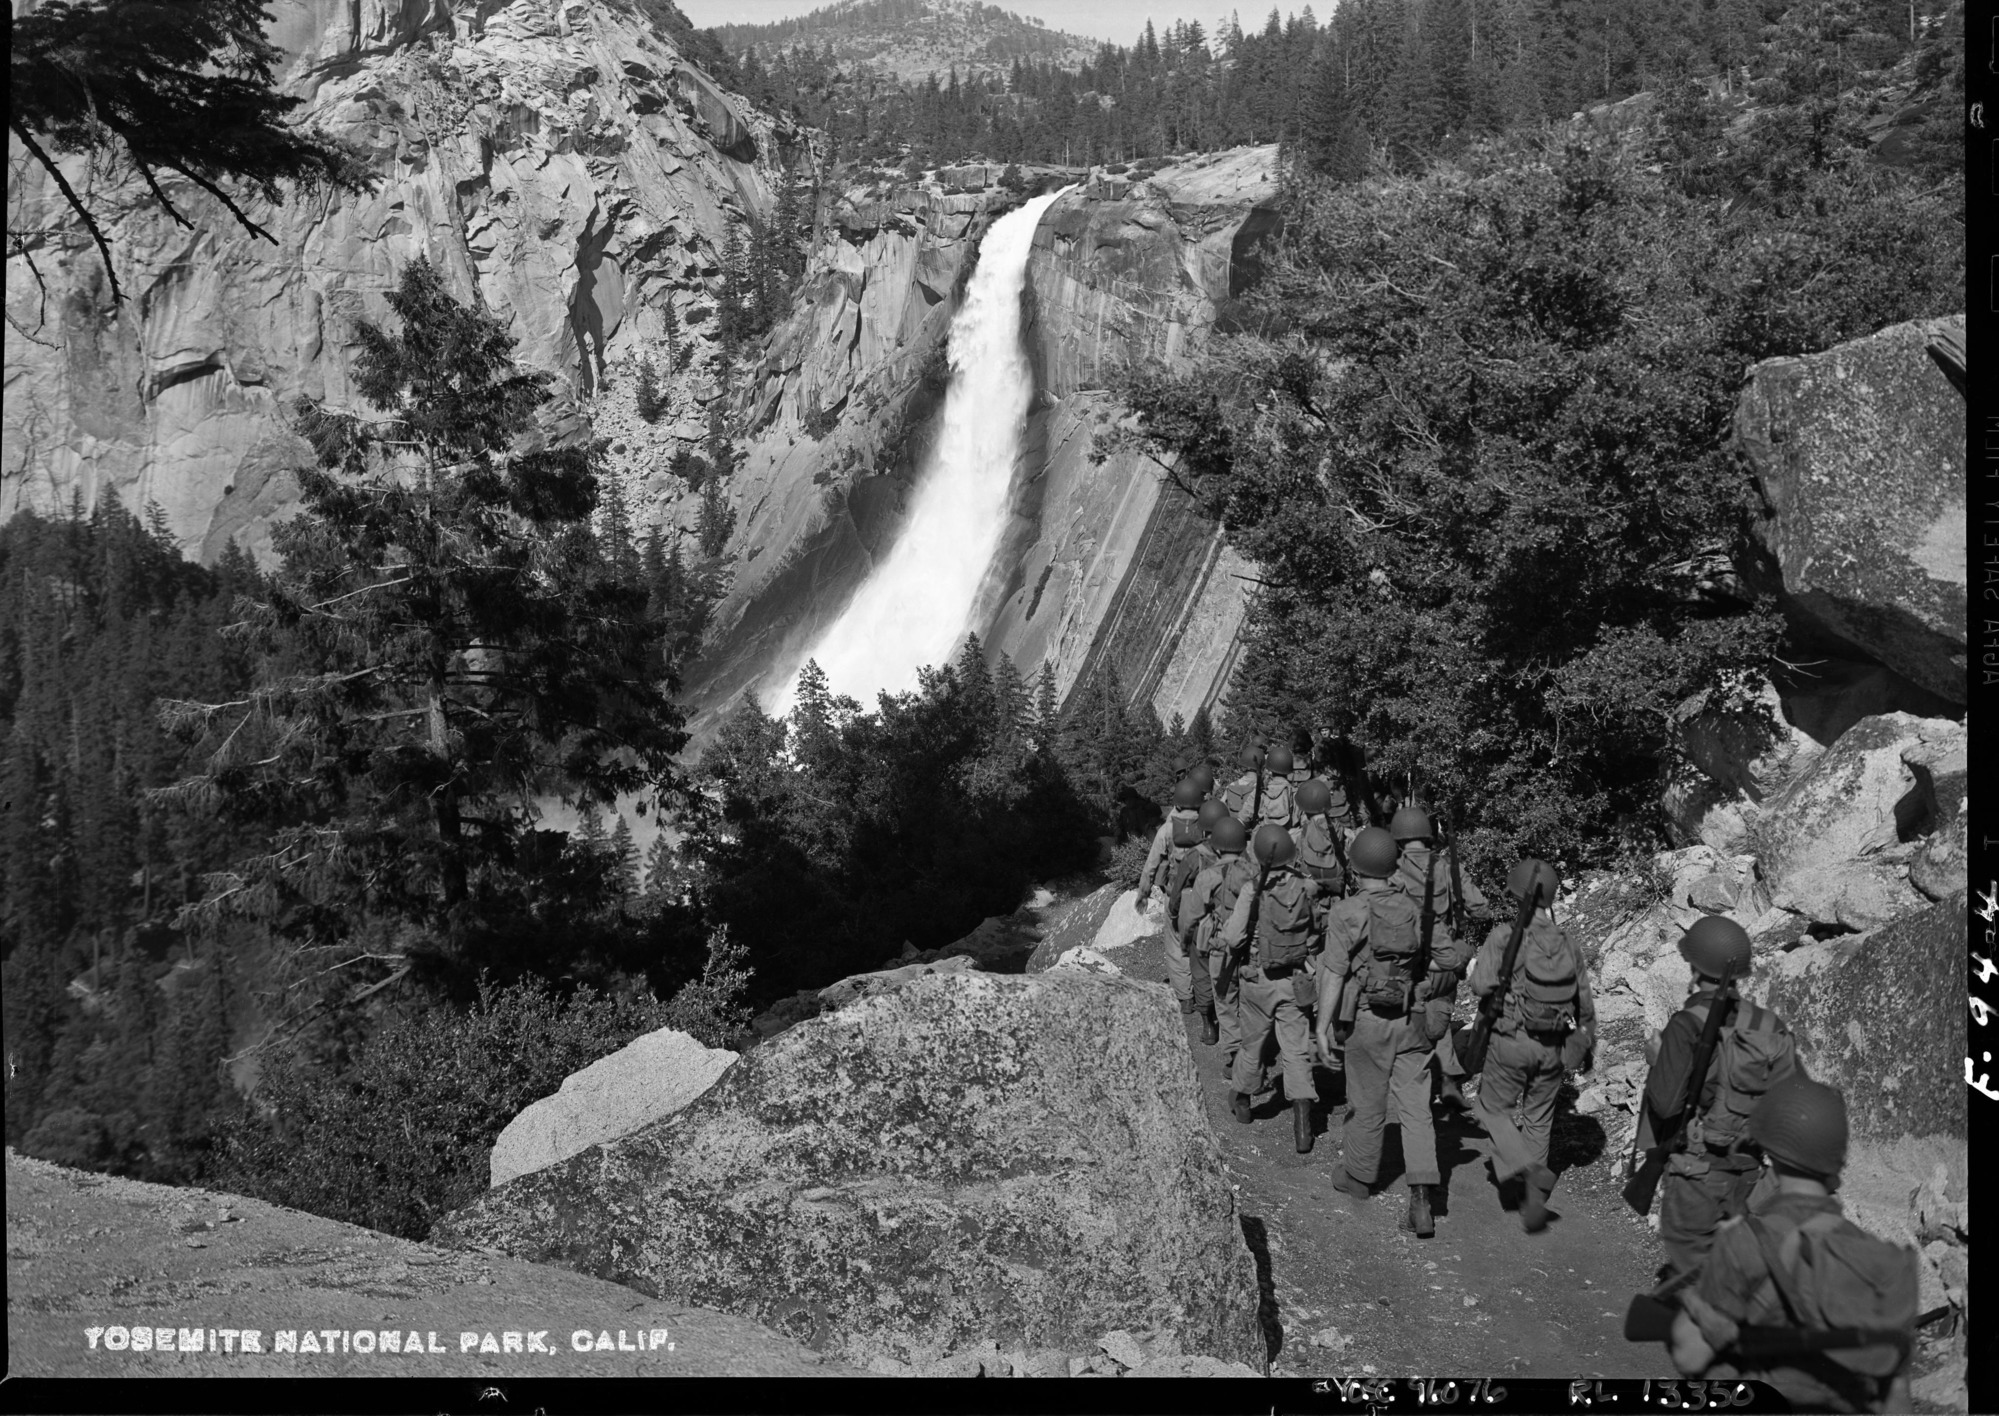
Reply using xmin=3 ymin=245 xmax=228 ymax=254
xmin=770 ymin=188 xmax=1068 ymax=719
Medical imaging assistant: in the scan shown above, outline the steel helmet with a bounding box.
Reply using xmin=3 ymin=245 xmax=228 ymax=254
xmin=1348 ymin=826 xmax=1398 ymax=878
xmin=1189 ymin=763 xmax=1216 ymax=796
xmin=1172 ymin=778 xmax=1204 ymax=810
xmin=1748 ymin=1075 xmax=1848 ymax=1180
xmin=1210 ymin=818 xmax=1249 ymax=855
xmin=1296 ymin=779 xmax=1332 ymax=815
xmin=1197 ymin=798 xmax=1231 ymax=833
xmin=1389 ymin=805 xmax=1433 ymax=841
xmin=1236 ymin=744 xmax=1265 ymax=771
xmin=1678 ymin=916 xmax=1753 ymax=978
xmin=1266 ymin=743 xmax=1295 ymax=774
xmin=1252 ymin=823 xmax=1297 ymax=867
xmin=1506 ymin=859 xmax=1560 ymax=907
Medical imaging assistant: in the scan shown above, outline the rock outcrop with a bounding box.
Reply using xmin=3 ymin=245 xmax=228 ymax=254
xmin=489 ymin=1026 xmax=736 ymax=1188
xmin=4 ymin=0 xmax=787 ymax=563
xmin=1735 ymin=314 xmax=1967 ymax=705
xmin=433 ymin=969 xmax=1267 ymax=1372
xmin=1752 ymin=713 xmax=1963 ymax=930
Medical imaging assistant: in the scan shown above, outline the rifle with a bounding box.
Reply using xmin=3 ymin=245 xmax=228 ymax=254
xmin=1621 ymin=966 xmax=1737 ymax=1216
xmin=1444 ymin=801 xmax=1468 ymax=943
xmin=1235 ymin=858 xmax=1274 ymax=967
xmin=1453 ymin=882 xmax=1535 ymax=1078
xmin=1623 ymin=1276 xmax=1913 ymax=1364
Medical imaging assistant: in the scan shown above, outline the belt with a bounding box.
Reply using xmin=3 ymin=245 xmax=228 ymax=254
xmin=1250 ymin=962 xmax=1302 ymax=980
xmin=1525 ymin=1028 xmax=1570 ymax=1045
xmin=1367 ymin=1001 xmax=1406 ymax=1018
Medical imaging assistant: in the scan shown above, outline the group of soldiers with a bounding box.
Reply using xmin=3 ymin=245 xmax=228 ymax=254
xmin=1132 ymin=735 xmax=1921 ymax=1412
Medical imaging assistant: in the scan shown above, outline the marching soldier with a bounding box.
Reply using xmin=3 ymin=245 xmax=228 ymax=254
xmin=1220 ymin=745 xmax=1265 ymax=824
xmin=1136 ymin=778 xmax=1211 ymax=1023
xmin=1163 ymin=798 xmax=1233 ymax=1042
xmin=1255 ymin=744 xmax=1300 ymax=827
xmin=1390 ymin=805 xmax=1487 ymax=1113
xmin=1317 ymin=826 xmax=1468 ymax=1236
xmin=1217 ymin=823 xmax=1323 ymax=1152
xmin=1469 ymin=859 xmax=1596 ymax=1232
xmin=1179 ymin=816 xmax=1254 ymax=1064
xmin=1662 ymin=1076 xmax=1918 ymax=1412
xmin=1639 ymin=916 xmax=1800 ymax=1279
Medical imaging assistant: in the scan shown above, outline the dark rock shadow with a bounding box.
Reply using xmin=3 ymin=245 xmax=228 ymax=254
xmin=1239 ymin=1214 xmax=1282 ymax=1364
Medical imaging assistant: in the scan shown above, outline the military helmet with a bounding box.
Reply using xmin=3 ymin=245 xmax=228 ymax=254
xmin=1266 ymin=743 xmax=1295 ymax=774
xmin=1678 ymin=916 xmax=1753 ymax=978
xmin=1172 ymin=778 xmax=1204 ymax=810
xmin=1252 ymin=823 xmax=1297 ymax=868
xmin=1197 ymin=798 xmax=1231 ymax=832
xmin=1748 ymin=1075 xmax=1848 ymax=1179
xmin=1349 ymin=826 xmax=1398 ymax=878
xmin=1389 ymin=805 xmax=1434 ymax=841
xmin=1506 ymin=858 xmax=1560 ymax=907
xmin=1296 ymin=779 xmax=1332 ymax=815
xmin=1189 ymin=763 xmax=1216 ymax=796
xmin=1210 ymin=818 xmax=1249 ymax=855
xmin=1236 ymin=744 xmax=1265 ymax=771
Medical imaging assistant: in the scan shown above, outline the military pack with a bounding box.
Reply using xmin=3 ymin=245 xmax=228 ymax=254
xmin=1253 ymin=874 xmax=1316 ymax=972
xmin=1744 ymin=1209 xmax=1917 ymax=1411
xmin=1686 ymin=999 xmax=1798 ymax=1153
xmin=1505 ymin=916 xmax=1579 ymax=1034
xmin=1357 ymin=889 xmax=1425 ymax=1015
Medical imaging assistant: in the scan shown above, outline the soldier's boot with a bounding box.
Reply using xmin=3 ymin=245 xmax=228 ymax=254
xmin=1520 ymin=1165 xmax=1556 ymax=1234
xmin=1437 ymin=1073 xmax=1470 ymax=1113
xmin=1178 ymin=996 xmax=1198 ymax=1015
xmin=1230 ymin=1092 xmax=1254 ymax=1125
xmin=1331 ymin=1168 xmax=1372 ymax=1203
xmin=1292 ymin=1099 xmax=1314 ymax=1154
xmin=1201 ymin=1009 xmax=1220 ymax=1046
xmin=1407 ymin=1184 xmax=1435 ymax=1238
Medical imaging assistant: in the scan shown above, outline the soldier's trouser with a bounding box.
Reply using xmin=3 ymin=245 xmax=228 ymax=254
xmin=1209 ymin=949 xmax=1244 ymax=1065
xmin=1232 ymin=967 xmax=1315 ymax=1104
xmin=1432 ymin=1034 xmax=1465 ymax=1078
xmin=1475 ymin=1030 xmax=1564 ymax=1182
xmin=1658 ymin=1156 xmax=1759 ymax=1276
xmin=1343 ymin=1008 xmax=1438 ymax=1186
xmin=1161 ymin=922 xmax=1195 ymax=1010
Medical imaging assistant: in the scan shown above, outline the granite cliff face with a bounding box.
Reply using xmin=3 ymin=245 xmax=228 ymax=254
xmin=3 ymin=0 xmax=787 ymax=562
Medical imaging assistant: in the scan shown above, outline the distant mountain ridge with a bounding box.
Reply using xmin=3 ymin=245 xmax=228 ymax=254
xmin=708 ymin=0 xmax=1099 ymax=83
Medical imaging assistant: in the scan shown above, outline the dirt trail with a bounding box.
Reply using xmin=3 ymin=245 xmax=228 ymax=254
xmin=1109 ymin=918 xmax=1677 ymax=1382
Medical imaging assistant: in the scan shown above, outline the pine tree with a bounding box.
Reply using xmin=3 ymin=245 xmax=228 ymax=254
xmin=156 ymin=257 xmax=687 ymax=974
xmin=635 ymin=355 xmax=667 ymax=422
xmin=990 ymin=654 xmax=1029 ymax=751
xmin=697 ymin=478 xmax=734 ymax=559
xmin=609 ymin=815 xmax=640 ymax=897
xmin=954 ymin=634 xmax=993 ymax=739
xmin=1032 ymin=661 xmax=1059 ymax=753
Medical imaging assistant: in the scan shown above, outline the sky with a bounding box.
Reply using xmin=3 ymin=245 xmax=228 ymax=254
xmin=674 ymin=0 xmax=1275 ymax=47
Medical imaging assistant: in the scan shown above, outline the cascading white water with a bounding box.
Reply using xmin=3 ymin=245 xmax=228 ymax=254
xmin=769 ymin=188 xmax=1068 ymax=719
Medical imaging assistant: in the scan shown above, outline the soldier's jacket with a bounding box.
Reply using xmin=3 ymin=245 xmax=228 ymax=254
xmin=1639 ymin=984 xmax=1732 ymax=1147
xmin=1319 ymin=878 xmax=1472 ymax=1024
xmin=1138 ymin=807 xmax=1204 ymax=896
xmin=1179 ymin=853 xmax=1257 ymax=953
xmin=1393 ymin=843 xmax=1487 ymax=922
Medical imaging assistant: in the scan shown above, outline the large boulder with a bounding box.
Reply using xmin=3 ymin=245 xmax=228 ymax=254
xmin=1735 ymin=314 xmax=1966 ymax=704
xmin=1751 ymin=897 xmax=1965 ymax=1145
xmin=489 ymin=1028 xmax=737 ymax=1188
xmin=1751 ymin=713 xmax=1962 ymax=931
xmin=432 ymin=970 xmax=1266 ymax=1372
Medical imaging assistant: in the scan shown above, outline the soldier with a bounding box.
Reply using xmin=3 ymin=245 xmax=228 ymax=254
xmin=1254 ymin=744 xmax=1300 ymax=827
xmin=1317 ymin=826 xmax=1468 ymax=1236
xmin=1220 ymin=744 xmax=1265 ymax=824
xmin=1136 ymin=778 xmax=1207 ymax=911
xmin=1390 ymin=805 xmax=1487 ymax=1113
xmin=1664 ymin=1077 xmax=1918 ymax=1412
xmin=1187 ymin=761 xmax=1217 ymax=803
xmin=1163 ymin=798 xmax=1234 ymax=1043
xmin=1179 ymin=816 xmax=1254 ymax=1064
xmin=1217 ymin=824 xmax=1323 ymax=1153
xmin=1640 ymin=916 xmax=1801 ymax=1279
xmin=1291 ymin=780 xmax=1349 ymax=908
xmin=1469 ymin=859 xmax=1596 ymax=1233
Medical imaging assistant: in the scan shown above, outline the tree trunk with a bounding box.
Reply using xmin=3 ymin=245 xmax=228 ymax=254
xmin=428 ymin=675 xmax=466 ymax=912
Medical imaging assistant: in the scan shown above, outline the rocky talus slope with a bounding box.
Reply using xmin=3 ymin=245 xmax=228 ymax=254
xmin=4 ymin=0 xmax=787 ymax=562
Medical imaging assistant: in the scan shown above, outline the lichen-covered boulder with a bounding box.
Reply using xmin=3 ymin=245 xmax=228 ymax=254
xmin=1751 ymin=714 xmax=1961 ymax=930
xmin=1751 ymin=897 xmax=1965 ymax=1143
xmin=489 ymin=1027 xmax=736 ymax=1188
xmin=432 ymin=970 xmax=1267 ymax=1373
xmin=1735 ymin=315 xmax=1966 ymax=704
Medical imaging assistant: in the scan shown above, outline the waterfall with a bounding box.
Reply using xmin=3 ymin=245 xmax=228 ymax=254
xmin=769 ymin=188 xmax=1067 ymax=720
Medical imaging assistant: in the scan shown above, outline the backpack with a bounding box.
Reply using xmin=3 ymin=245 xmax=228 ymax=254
xmin=1295 ymin=817 xmax=1344 ymax=886
xmin=1256 ymin=777 xmax=1295 ymax=826
xmin=1168 ymin=808 xmax=1204 ymax=851
xmin=1744 ymin=1210 xmax=1917 ymax=1412
xmin=1254 ymin=872 xmax=1316 ymax=971
xmin=1358 ymin=889 xmax=1424 ymax=1015
xmin=1166 ymin=844 xmax=1213 ymax=921
xmin=1687 ymin=999 xmax=1798 ymax=1153
xmin=1505 ymin=917 xmax=1579 ymax=1033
